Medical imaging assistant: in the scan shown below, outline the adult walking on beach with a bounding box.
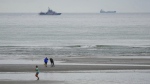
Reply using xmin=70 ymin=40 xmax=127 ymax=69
xmin=50 ymin=58 xmax=55 ymax=67
xmin=44 ymin=57 xmax=48 ymax=67
xmin=35 ymin=65 xmax=39 ymax=80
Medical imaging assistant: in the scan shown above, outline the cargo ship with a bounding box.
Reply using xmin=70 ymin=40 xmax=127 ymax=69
xmin=100 ymin=9 xmax=116 ymax=13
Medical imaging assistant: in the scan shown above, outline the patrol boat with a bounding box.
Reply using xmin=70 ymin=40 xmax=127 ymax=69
xmin=39 ymin=8 xmax=61 ymax=15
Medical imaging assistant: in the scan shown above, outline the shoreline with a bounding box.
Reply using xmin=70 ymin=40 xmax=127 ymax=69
xmin=1 ymin=56 xmax=150 ymax=84
xmin=1 ymin=56 xmax=150 ymax=72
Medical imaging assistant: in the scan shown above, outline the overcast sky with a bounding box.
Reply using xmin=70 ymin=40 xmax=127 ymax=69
xmin=0 ymin=0 xmax=150 ymax=13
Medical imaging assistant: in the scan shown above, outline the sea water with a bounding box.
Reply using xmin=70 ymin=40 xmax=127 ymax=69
xmin=0 ymin=13 xmax=150 ymax=59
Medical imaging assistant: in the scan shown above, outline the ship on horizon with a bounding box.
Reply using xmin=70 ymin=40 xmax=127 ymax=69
xmin=100 ymin=9 xmax=116 ymax=13
xmin=39 ymin=7 xmax=61 ymax=15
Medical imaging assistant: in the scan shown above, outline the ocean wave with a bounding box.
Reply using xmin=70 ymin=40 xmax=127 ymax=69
xmin=0 ymin=45 xmax=150 ymax=59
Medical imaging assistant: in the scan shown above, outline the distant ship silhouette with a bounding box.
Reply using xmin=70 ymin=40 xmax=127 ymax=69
xmin=100 ymin=9 xmax=116 ymax=13
xmin=39 ymin=7 xmax=61 ymax=15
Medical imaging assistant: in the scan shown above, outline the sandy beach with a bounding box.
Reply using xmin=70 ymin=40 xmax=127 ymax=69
xmin=1 ymin=56 xmax=150 ymax=72
xmin=0 ymin=81 xmax=65 ymax=84
xmin=0 ymin=56 xmax=150 ymax=84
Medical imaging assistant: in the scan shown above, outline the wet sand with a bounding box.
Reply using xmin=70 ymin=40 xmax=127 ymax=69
xmin=0 ymin=64 xmax=150 ymax=72
xmin=0 ymin=56 xmax=150 ymax=72
xmin=1 ymin=56 xmax=150 ymax=72
xmin=0 ymin=56 xmax=150 ymax=84
xmin=0 ymin=81 xmax=65 ymax=84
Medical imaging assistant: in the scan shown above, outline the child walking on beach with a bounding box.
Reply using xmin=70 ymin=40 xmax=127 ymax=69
xmin=35 ymin=65 xmax=39 ymax=80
